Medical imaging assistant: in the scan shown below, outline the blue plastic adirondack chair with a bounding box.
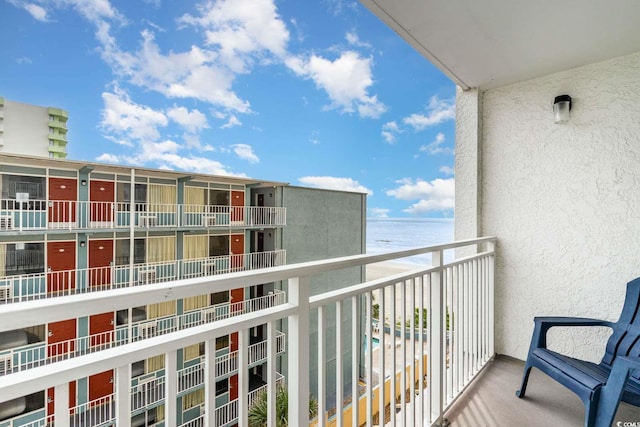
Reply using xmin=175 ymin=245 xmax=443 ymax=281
xmin=516 ymin=277 xmax=640 ymax=427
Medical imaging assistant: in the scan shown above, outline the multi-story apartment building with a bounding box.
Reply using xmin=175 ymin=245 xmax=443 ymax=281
xmin=0 ymin=152 xmax=366 ymax=426
xmin=0 ymin=97 xmax=69 ymax=159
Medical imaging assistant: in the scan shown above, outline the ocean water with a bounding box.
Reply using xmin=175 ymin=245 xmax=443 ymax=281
xmin=366 ymin=218 xmax=454 ymax=266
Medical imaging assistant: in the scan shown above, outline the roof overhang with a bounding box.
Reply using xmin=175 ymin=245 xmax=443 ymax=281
xmin=360 ymin=0 xmax=640 ymax=90
xmin=0 ymin=153 xmax=289 ymax=187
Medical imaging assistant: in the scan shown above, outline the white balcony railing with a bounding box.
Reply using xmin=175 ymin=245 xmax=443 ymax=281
xmin=0 ymin=237 xmax=495 ymax=427
xmin=131 ymin=376 xmax=165 ymax=412
xmin=0 ymin=249 xmax=286 ymax=304
xmin=248 ymin=372 xmax=285 ymax=406
xmin=177 ymin=332 xmax=286 ymax=394
xmin=70 ymin=394 xmax=115 ymax=426
xmin=0 ymin=200 xmax=286 ymax=231
xmin=0 ymin=292 xmax=286 ymax=376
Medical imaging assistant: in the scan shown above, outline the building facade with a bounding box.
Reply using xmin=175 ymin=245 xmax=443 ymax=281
xmin=0 ymin=153 xmax=365 ymax=426
xmin=0 ymin=97 xmax=68 ymax=159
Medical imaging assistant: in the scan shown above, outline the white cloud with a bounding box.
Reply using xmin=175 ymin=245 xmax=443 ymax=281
xmin=220 ymin=115 xmax=242 ymax=129
xmin=439 ymin=166 xmax=454 ymax=176
xmin=386 ymin=178 xmax=454 ymax=214
xmin=286 ymin=51 xmax=386 ymax=118
xmin=100 ymin=88 xmax=168 ymax=141
xmin=96 ymin=153 xmax=120 ymax=163
xmin=167 ymin=106 xmax=208 ymax=132
xmin=419 ymin=132 xmax=452 ymax=155
xmin=16 ymin=56 xmax=32 ymax=65
xmin=345 ymin=31 xmax=371 ymax=49
xmin=369 ymin=208 xmax=390 ymax=218
xmin=102 ymin=30 xmax=252 ymax=113
xmin=7 ymin=1 xmax=50 ymax=21
xmin=24 ymin=3 xmax=48 ymax=21
xmin=154 ymin=154 xmax=242 ymax=176
xmin=232 ymin=144 xmax=259 ymax=163
xmin=179 ymin=0 xmax=289 ymax=73
xmin=381 ymin=121 xmax=400 ymax=144
xmin=403 ymin=96 xmax=455 ymax=131
xmin=63 ymin=0 xmax=125 ymax=25
xmin=298 ymin=176 xmax=373 ymax=194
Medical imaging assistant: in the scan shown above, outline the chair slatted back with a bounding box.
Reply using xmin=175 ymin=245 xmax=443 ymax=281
xmin=602 ymin=278 xmax=640 ymax=381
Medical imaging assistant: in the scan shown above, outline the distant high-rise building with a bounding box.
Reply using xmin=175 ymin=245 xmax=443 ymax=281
xmin=0 ymin=96 xmax=68 ymax=159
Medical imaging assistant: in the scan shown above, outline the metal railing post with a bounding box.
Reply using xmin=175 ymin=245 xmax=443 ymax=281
xmin=431 ymin=249 xmax=445 ymax=425
xmin=288 ymin=276 xmax=310 ymax=426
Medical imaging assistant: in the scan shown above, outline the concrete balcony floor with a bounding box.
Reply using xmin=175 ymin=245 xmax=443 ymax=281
xmin=445 ymin=355 xmax=640 ymax=427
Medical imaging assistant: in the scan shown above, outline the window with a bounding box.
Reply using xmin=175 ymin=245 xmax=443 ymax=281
xmin=5 ymin=243 xmax=44 ymax=275
xmin=209 ymin=189 xmax=229 ymax=206
xmin=117 ymin=182 xmax=147 ymax=211
xmin=1 ymin=175 xmax=46 ymax=210
xmin=115 ymin=239 xmax=146 ymax=265
xmin=215 ymin=335 xmax=229 ymax=350
xmin=215 ymin=379 xmax=229 ymax=396
xmin=209 ymin=235 xmax=229 ymax=257
xmin=182 ymin=389 xmax=204 ymax=411
xmin=210 ymin=291 xmax=229 ymax=305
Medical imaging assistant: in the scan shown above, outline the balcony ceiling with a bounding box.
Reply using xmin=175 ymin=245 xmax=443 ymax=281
xmin=360 ymin=0 xmax=640 ymax=90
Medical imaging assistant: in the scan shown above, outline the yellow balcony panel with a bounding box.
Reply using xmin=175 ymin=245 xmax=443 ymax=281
xmin=49 ymin=133 xmax=67 ymax=143
xmin=48 ymin=120 xmax=67 ymax=131
xmin=48 ymin=144 xmax=67 ymax=154
xmin=47 ymin=107 xmax=68 ymax=119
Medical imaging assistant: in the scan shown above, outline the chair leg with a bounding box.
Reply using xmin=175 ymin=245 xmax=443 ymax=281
xmin=585 ymin=399 xmax=598 ymax=427
xmin=515 ymin=364 xmax=532 ymax=398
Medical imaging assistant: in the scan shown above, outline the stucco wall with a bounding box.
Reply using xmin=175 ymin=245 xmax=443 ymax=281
xmin=458 ymin=51 xmax=640 ymax=362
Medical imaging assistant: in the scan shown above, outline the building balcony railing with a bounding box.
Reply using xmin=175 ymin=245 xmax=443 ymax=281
xmin=131 ymin=376 xmax=165 ymax=412
xmin=48 ymin=120 xmax=67 ymax=131
xmin=177 ymin=332 xmax=286 ymax=395
xmin=0 ymin=237 xmax=495 ymax=427
xmin=0 ymin=292 xmax=286 ymax=376
xmin=0 ymin=201 xmax=286 ymax=232
xmin=0 ymin=249 xmax=286 ymax=304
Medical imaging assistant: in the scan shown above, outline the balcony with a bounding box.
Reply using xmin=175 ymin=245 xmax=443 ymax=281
xmin=0 ymin=292 xmax=286 ymax=375
xmin=0 ymin=200 xmax=286 ymax=232
xmin=47 ymin=120 xmax=67 ymax=131
xmin=0 ymin=238 xmax=502 ymax=426
xmin=0 ymin=250 xmax=286 ymax=304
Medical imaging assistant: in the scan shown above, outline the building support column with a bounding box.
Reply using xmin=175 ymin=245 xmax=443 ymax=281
xmin=455 ymin=87 xmax=483 ymax=254
xmin=115 ymin=364 xmax=131 ymax=425
xmin=165 ymin=350 xmax=178 ymax=427
xmin=53 ymin=383 xmax=70 ymax=427
xmin=204 ymin=336 xmax=218 ymax=427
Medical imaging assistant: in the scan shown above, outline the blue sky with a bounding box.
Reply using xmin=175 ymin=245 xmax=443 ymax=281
xmin=1 ymin=0 xmax=456 ymax=218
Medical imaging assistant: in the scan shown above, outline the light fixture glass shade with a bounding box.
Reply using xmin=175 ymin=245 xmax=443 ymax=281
xmin=553 ymin=95 xmax=572 ymax=124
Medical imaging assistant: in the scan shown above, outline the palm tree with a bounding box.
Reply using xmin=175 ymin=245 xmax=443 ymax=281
xmin=248 ymin=385 xmax=319 ymax=427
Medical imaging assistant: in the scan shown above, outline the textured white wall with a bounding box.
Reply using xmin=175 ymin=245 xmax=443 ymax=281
xmin=457 ymin=51 xmax=640 ymax=362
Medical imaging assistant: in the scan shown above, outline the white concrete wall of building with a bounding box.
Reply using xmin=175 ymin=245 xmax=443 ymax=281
xmin=456 ymin=51 xmax=640 ymax=362
xmin=1 ymin=100 xmax=51 ymax=157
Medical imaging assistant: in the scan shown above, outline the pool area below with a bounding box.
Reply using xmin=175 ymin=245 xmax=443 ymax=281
xmin=364 ymin=336 xmax=380 ymax=352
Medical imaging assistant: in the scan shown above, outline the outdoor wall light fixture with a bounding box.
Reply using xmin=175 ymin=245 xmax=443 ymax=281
xmin=81 ymin=179 xmax=87 ymax=186
xmin=553 ymin=95 xmax=572 ymax=124
xmin=79 ymin=241 xmax=86 ymax=247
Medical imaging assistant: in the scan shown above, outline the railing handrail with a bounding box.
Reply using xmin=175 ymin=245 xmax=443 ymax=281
xmin=0 ymin=237 xmax=495 ymax=405
xmin=0 ymin=238 xmax=495 ymax=332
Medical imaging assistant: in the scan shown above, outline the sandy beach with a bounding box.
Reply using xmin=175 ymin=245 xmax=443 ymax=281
xmin=365 ymin=261 xmax=429 ymax=330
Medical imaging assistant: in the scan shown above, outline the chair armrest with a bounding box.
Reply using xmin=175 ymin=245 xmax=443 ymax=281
xmin=530 ymin=317 xmax=614 ymax=350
